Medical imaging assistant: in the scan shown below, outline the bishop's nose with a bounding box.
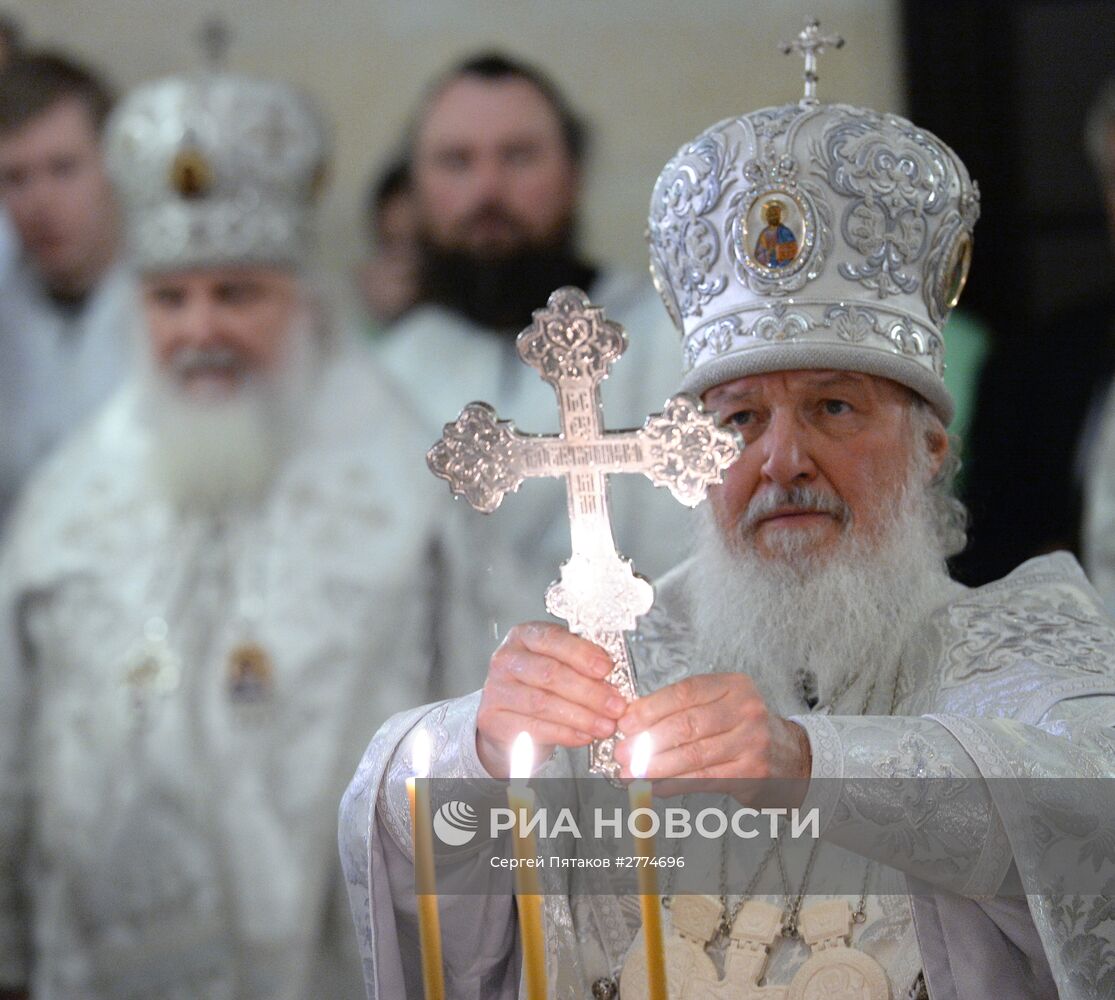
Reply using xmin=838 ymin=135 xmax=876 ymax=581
xmin=759 ymin=411 xmax=818 ymax=488
xmin=173 ymin=294 xmax=223 ymax=348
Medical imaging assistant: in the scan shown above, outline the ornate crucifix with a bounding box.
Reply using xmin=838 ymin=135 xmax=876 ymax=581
xmin=428 ymin=287 xmax=740 ymax=780
xmin=779 ymin=17 xmax=844 ymax=105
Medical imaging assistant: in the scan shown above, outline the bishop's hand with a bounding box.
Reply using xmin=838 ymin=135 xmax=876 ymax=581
xmin=475 ymin=622 xmax=627 ymax=779
xmin=613 ymin=673 xmax=812 ymax=803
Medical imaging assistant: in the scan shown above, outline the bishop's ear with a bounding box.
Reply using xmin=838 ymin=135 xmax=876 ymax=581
xmin=908 ymin=397 xmax=951 ymax=483
xmin=924 ymin=416 xmax=951 ymax=483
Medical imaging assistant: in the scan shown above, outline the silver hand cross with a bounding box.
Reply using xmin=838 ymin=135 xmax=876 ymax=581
xmin=428 ymin=286 xmax=741 ymax=780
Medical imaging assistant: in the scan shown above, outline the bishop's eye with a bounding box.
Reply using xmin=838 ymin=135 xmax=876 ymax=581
xmin=147 ymin=286 xmax=186 ymax=308
xmin=215 ymin=281 xmax=265 ymax=306
xmin=724 ymin=410 xmax=754 ymax=427
xmin=823 ymin=399 xmax=851 ymax=416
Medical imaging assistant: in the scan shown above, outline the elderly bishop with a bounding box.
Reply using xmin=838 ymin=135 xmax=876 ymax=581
xmin=341 ymin=27 xmax=1115 ymax=1000
xmin=0 ymin=71 xmax=503 ymax=999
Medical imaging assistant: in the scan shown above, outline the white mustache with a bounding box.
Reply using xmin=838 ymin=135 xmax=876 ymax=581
xmin=168 ymin=346 xmax=246 ymax=378
xmin=740 ymin=485 xmax=851 ymax=533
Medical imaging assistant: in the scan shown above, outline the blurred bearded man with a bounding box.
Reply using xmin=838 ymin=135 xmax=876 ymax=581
xmin=0 ymin=51 xmax=134 ymax=523
xmin=343 ymin=30 xmax=1115 ymax=1000
xmin=379 ymin=52 xmax=693 ymax=624
xmin=0 ymin=71 xmax=501 ymax=1000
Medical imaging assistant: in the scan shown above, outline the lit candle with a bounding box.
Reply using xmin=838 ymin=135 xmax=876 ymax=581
xmin=405 ymin=728 xmax=445 ymax=1000
xmin=508 ymin=731 xmax=547 ymax=999
xmin=629 ymin=732 xmax=667 ymax=1000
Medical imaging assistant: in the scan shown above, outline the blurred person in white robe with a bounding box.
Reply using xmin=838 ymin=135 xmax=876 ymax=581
xmin=0 ymin=69 xmax=503 ymax=1000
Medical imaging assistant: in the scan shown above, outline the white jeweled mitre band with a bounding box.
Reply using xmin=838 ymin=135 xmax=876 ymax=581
xmin=105 ymin=72 xmax=330 ymax=272
xmin=648 ymin=92 xmax=979 ymax=425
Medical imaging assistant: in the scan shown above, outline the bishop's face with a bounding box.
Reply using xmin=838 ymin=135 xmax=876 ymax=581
xmin=703 ymin=370 xmax=946 ymax=561
xmin=411 ymin=74 xmax=580 ymax=260
xmin=140 ymin=267 xmax=300 ymax=398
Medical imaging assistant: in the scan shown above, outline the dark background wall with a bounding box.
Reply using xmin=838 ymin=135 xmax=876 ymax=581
xmin=904 ymin=0 xmax=1115 ymax=584
xmin=904 ymin=0 xmax=1115 ymax=337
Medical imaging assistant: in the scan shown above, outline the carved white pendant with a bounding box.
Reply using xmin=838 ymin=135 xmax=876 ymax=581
xmin=620 ymin=897 xmax=889 ymax=1000
xmin=718 ymin=899 xmax=788 ymax=999
xmin=787 ymin=901 xmax=890 ymax=1000
xmin=621 ymin=895 xmax=717 ymax=998
xmin=622 ymin=897 xmax=788 ymax=998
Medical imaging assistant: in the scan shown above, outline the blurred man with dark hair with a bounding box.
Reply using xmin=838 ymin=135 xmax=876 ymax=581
xmin=0 ymin=51 xmax=133 ymax=523
xmin=357 ymin=157 xmax=420 ymax=333
xmin=404 ymin=51 xmax=591 ymax=331
xmin=380 ymin=51 xmax=692 ymax=622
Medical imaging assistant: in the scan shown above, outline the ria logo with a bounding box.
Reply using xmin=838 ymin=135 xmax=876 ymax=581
xmin=433 ymin=800 xmax=479 ymax=846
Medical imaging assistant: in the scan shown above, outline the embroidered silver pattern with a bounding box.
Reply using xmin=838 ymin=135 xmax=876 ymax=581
xmin=682 ymin=316 xmax=743 ymax=371
xmin=883 ymin=316 xmax=944 ymax=375
xmin=749 ymin=102 xmax=811 ymax=140
xmin=826 ymin=303 xmax=879 ymax=343
xmin=753 ymin=306 xmax=813 ymax=341
xmin=873 ymin=730 xmax=969 ymax=825
xmin=817 ymin=109 xmax=954 ymax=298
xmin=648 ymin=127 xmax=739 ymax=319
xmin=682 ymin=302 xmax=943 ymax=376
xmin=944 ymin=600 xmax=1115 ymax=684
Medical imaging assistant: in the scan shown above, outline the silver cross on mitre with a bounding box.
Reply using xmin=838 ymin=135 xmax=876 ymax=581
xmin=780 ymin=16 xmax=844 ymax=105
xmin=197 ymin=15 xmax=234 ymax=71
xmin=428 ymin=286 xmax=741 ymax=780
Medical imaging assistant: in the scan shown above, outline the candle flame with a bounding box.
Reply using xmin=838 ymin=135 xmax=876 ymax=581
xmin=631 ymin=732 xmax=653 ymax=781
xmin=412 ymin=728 xmax=431 ymax=780
xmin=510 ymin=731 xmax=534 ymax=782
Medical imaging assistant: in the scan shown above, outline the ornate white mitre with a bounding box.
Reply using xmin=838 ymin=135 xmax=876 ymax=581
xmin=104 ymin=71 xmax=330 ymax=272
xmin=647 ymin=28 xmax=979 ymax=426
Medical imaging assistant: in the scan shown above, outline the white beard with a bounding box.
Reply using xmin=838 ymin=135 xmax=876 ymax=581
xmin=692 ymin=473 xmax=954 ymax=717
xmin=140 ymin=314 xmax=319 ymax=515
